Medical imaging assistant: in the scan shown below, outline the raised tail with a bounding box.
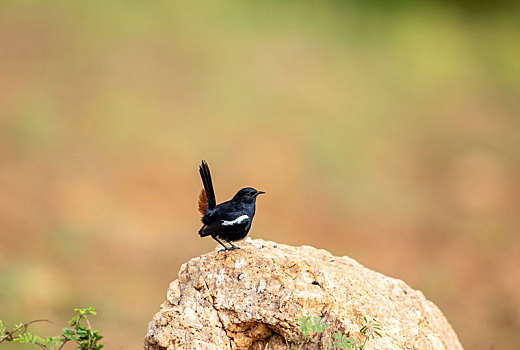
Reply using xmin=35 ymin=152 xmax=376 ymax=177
xmin=198 ymin=160 xmax=216 ymax=214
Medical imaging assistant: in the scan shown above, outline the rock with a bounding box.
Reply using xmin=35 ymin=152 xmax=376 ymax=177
xmin=144 ymin=239 xmax=463 ymax=350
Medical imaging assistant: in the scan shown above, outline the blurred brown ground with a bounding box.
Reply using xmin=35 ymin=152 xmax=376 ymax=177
xmin=0 ymin=1 xmax=519 ymax=349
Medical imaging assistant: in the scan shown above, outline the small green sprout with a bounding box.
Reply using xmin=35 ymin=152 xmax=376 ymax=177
xmin=294 ymin=315 xmax=384 ymax=350
xmin=0 ymin=307 xmax=104 ymax=350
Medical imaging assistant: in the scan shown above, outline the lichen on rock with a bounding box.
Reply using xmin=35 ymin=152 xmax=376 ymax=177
xmin=144 ymin=239 xmax=463 ymax=350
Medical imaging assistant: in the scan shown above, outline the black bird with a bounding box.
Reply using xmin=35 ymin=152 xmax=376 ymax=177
xmin=198 ymin=160 xmax=265 ymax=251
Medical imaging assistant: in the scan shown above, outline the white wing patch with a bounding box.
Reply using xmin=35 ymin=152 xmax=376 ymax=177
xmin=222 ymin=214 xmax=249 ymax=226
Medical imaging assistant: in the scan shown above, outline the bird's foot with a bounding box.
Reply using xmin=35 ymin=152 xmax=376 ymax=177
xmin=226 ymin=241 xmax=241 ymax=251
xmin=217 ymin=246 xmax=240 ymax=253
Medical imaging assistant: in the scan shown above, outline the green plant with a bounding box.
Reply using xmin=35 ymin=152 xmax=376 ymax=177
xmin=0 ymin=307 xmax=104 ymax=350
xmin=359 ymin=316 xmax=382 ymax=348
xmin=297 ymin=316 xmax=327 ymax=339
xmin=293 ymin=315 xmax=383 ymax=350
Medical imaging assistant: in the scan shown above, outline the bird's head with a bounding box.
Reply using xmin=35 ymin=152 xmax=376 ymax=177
xmin=232 ymin=187 xmax=265 ymax=204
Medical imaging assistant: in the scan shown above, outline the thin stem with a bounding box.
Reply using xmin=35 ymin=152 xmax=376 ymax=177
xmin=0 ymin=320 xmax=52 ymax=343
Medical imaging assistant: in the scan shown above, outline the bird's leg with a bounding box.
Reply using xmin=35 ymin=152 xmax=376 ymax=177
xmin=212 ymin=236 xmax=230 ymax=252
xmin=225 ymin=240 xmax=240 ymax=250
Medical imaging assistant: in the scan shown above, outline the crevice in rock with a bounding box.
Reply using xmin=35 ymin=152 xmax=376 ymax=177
xmin=249 ymin=326 xmax=288 ymax=350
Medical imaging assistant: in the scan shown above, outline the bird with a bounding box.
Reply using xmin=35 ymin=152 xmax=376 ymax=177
xmin=198 ymin=160 xmax=265 ymax=251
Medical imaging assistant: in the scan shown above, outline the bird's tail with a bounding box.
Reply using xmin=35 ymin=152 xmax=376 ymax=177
xmin=198 ymin=160 xmax=216 ymax=214
xmin=198 ymin=225 xmax=211 ymax=237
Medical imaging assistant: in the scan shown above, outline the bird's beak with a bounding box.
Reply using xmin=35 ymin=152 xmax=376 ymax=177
xmin=254 ymin=190 xmax=266 ymax=197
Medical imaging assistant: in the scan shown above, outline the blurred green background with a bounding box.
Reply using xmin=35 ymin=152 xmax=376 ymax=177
xmin=1 ymin=1 xmax=519 ymax=349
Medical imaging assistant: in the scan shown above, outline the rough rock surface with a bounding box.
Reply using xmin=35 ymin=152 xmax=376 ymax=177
xmin=144 ymin=239 xmax=463 ymax=350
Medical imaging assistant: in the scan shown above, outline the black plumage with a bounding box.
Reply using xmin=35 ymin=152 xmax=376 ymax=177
xmin=198 ymin=160 xmax=264 ymax=251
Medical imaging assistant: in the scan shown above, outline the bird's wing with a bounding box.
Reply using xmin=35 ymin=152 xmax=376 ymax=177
xmin=199 ymin=212 xmax=251 ymax=237
xmin=221 ymin=214 xmax=250 ymax=227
